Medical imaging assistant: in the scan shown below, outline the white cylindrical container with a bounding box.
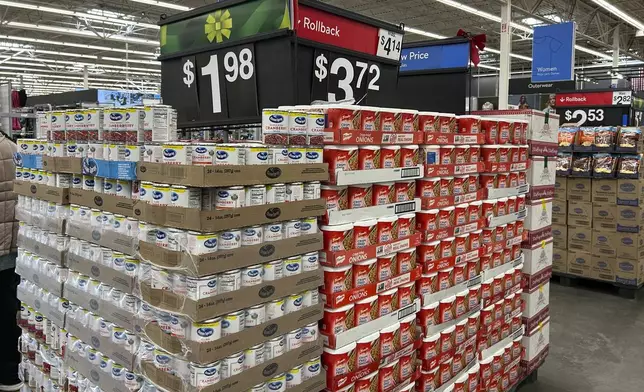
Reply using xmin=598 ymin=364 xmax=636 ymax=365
xmin=266 ymin=298 xmax=285 ymax=320
xmin=245 ymin=304 xmax=266 ymax=327
xmin=241 ymin=226 xmax=263 ymax=246
xmin=242 ymin=264 xmax=263 ymax=287
xmin=222 ymin=310 xmax=246 ymax=336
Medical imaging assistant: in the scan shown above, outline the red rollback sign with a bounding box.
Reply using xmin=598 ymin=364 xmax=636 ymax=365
xmin=296 ymin=5 xmax=379 ymax=57
xmin=555 ymin=91 xmax=615 ymax=107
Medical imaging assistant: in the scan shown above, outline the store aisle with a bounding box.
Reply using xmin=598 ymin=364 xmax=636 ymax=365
xmin=520 ymin=282 xmax=644 ymax=392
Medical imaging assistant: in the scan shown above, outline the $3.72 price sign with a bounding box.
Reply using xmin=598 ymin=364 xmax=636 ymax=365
xmin=311 ymin=49 xmax=384 ymax=103
xmin=164 ymin=43 xmax=259 ymax=125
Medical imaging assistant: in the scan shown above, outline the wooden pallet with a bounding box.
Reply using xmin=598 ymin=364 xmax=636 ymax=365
xmin=551 ymin=272 xmax=644 ymax=299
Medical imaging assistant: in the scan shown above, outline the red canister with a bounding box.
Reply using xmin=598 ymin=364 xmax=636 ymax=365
xmin=480 ymin=173 xmax=497 ymax=188
xmin=454 ymin=145 xmax=470 ymax=165
xmin=508 ymin=172 xmax=519 ymax=188
xmin=440 ymin=177 xmax=454 ymax=196
xmin=470 ymin=146 xmax=480 ymax=163
xmin=481 ymin=119 xmax=498 ymax=144
xmin=497 ymin=120 xmax=511 ymax=144
xmin=440 ymin=145 xmax=455 ymax=165
xmin=498 ymin=145 xmax=509 ymax=163
xmin=417 ymin=177 xmax=441 ymax=198
xmin=496 ymin=173 xmax=508 ymax=189
xmin=481 ymin=145 xmax=499 ymax=163
xmin=417 ymin=210 xmax=439 ymax=232
xmin=372 ymin=182 xmax=395 ymax=205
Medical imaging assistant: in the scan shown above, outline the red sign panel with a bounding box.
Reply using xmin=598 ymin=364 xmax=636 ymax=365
xmin=555 ymin=91 xmax=614 ymax=107
xmin=296 ymin=5 xmax=379 ymax=57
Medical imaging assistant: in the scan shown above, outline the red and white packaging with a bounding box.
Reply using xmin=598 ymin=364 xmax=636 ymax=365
xmin=441 ymin=237 xmax=455 ymax=258
xmin=321 ymin=224 xmax=354 ymax=252
xmin=372 ymin=182 xmax=395 ymax=205
xmin=454 ymin=145 xmax=470 ymax=165
xmin=353 ymin=218 xmax=376 ymax=248
xmin=377 ymin=216 xmax=399 ymax=243
xmin=440 ymin=177 xmax=454 ymax=196
xmin=482 ymin=199 xmax=497 ymax=218
xmin=349 ymin=184 xmax=373 ymax=209
xmin=322 ymin=304 xmax=355 ymax=334
xmin=396 ymin=248 xmax=417 ymax=274
xmin=377 ymin=254 xmax=397 ymax=281
xmin=418 ymin=241 xmax=440 ymax=263
xmin=480 ymin=173 xmax=497 ymax=189
xmin=398 ymin=353 xmax=415 ymax=381
xmin=440 ymin=145 xmax=455 ymax=164
xmin=419 ymin=112 xmax=440 ymax=132
xmin=324 ymin=145 xmax=358 ymax=182
xmin=353 ymin=259 xmax=377 ymax=288
xmin=457 ymin=115 xmax=481 ymax=133
xmin=418 ymin=368 xmax=439 ymax=392
xmin=440 ymin=113 xmax=456 ymax=133
xmin=395 ymin=180 xmax=416 ymax=202
xmin=358 ymin=145 xmax=381 ymax=170
xmin=417 ymin=209 xmax=439 ymax=232
xmin=418 ymin=303 xmax=439 ymax=332
xmin=378 ymin=288 xmax=399 ymax=317
xmin=439 ymin=295 xmax=456 ymax=323
xmin=481 ymin=145 xmax=499 ymax=163
xmin=355 ymin=371 xmax=378 ymax=392
xmin=497 ymin=120 xmax=511 ymax=144
xmin=321 ymin=185 xmax=348 ymax=211
xmin=417 ymin=272 xmax=438 ymax=296
xmin=354 ymin=295 xmax=378 ymax=326
xmin=381 ymin=145 xmax=401 ymax=168
xmin=378 ymin=360 xmax=399 ymax=391
xmin=379 ymin=322 xmax=401 ymax=357
xmin=417 ymin=177 xmax=441 ymax=198
xmin=399 ymin=314 xmax=416 ymax=347
xmin=379 ymin=109 xmax=397 ymax=132
xmin=322 ymin=342 xmax=356 ymax=377
xmin=438 ymin=268 xmax=453 ymax=291
xmin=326 ymin=106 xmax=361 ymax=130
xmin=397 ymin=213 xmax=415 ymax=238
xmin=440 ymin=325 xmax=455 ymax=353
xmin=438 ymin=206 xmax=455 ymax=229
xmin=481 ymin=118 xmax=498 ymax=144
xmin=468 ymin=202 xmax=482 ymax=222
xmin=397 ymin=281 xmax=416 ymax=307
xmin=322 ymin=265 xmax=352 ymax=293
xmin=400 ymin=109 xmax=419 ymax=132
xmin=359 ymin=108 xmax=378 ymax=131
xmin=470 ymin=146 xmax=480 ymax=163
xmin=401 ymin=145 xmax=420 ymax=167
xmin=355 ymin=332 xmax=380 ymax=368
xmin=454 ymin=203 xmax=468 ymax=226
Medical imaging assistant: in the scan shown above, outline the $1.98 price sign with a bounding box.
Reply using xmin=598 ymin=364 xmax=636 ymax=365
xmin=164 ymin=43 xmax=259 ymax=125
xmin=311 ymin=49 xmax=385 ymax=103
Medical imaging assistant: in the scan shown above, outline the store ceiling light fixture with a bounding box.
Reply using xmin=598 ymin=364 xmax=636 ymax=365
xmin=4 ymin=22 xmax=158 ymax=46
xmin=0 ymin=1 xmax=159 ymax=29
xmin=591 ymin=0 xmax=644 ymax=32
xmin=10 ymin=57 xmax=161 ymax=74
xmin=0 ymin=35 xmax=157 ymax=57
xmin=129 ymin=0 xmax=192 ymax=11
xmin=431 ymin=0 xmax=614 ymax=61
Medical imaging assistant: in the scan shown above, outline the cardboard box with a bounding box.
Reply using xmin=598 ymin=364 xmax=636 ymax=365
xmin=13 ymin=181 xmax=69 ymax=204
xmin=66 ymin=221 xmax=137 ymax=256
xmin=67 ymin=253 xmax=136 ymax=294
xmin=592 ymin=179 xmax=617 ymax=204
xmin=592 ymin=230 xmax=617 ymax=257
xmin=567 ymin=226 xmax=591 ymax=251
xmin=567 ymin=178 xmax=591 ymax=202
xmin=567 ymin=250 xmax=591 ymax=277
xmin=552 ymin=248 xmax=567 ymax=273
xmin=137 ymin=162 xmax=329 ymax=187
xmin=145 ymin=303 xmax=323 ymax=364
xmin=590 ymin=255 xmax=616 ymax=282
xmin=141 ymin=269 xmax=323 ymax=321
xmin=614 ymin=232 xmax=644 ymax=260
xmin=617 ymin=179 xmax=644 ymax=204
xmin=551 ymin=199 xmax=567 ymax=225
xmin=617 ymin=205 xmax=644 ymax=232
xmin=17 ymin=235 xmax=66 ymax=265
xmin=554 ymin=177 xmax=567 ymax=200
xmin=64 ymin=284 xmax=138 ymax=331
xmin=66 ymin=350 xmax=131 ymax=392
xmin=17 ymin=284 xmax=65 ymax=328
xmin=66 ymin=317 xmax=136 ymax=368
xmin=521 ymin=239 xmax=553 ymax=276
xmin=593 ymin=203 xmax=618 ymax=230
xmin=133 ymin=199 xmax=327 ymax=232
xmin=615 ymin=258 xmax=644 ymax=286
xmin=522 ymin=226 xmax=552 ymax=248
xmin=524 ymin=198 xmax=552 ymax=231
xmin=527 ymin=156 xmax=556 ymax=188
xmin=138 ymin=234 xmax=322 ymax=277
xmin=521 ymin=282 xmax=549 ymax=319
xmin=15 ymin=262 xmax=64 ymax=297
xmin=16 ymin=209 xmax=66 ymax=234
xmin=522 ymin=318 xmax=550 ymax=363
xmin=551 ymin=224 xmax=567 ymax=249
xmin=42 ymin=156 xmax=82 ymax=174
xmin=567 ymin=201 xmax=592 ymax=227
xmin=69 ymin=189 xmax=135 ymax=217
xmin=141 ymin=340 xmax=325 ymax=392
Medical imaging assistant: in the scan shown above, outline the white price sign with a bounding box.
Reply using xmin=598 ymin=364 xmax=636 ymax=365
xmin=612 ymin=91 xmax=632 ymax=106
xmin=376 ymin=28 xmax=403 ymax=60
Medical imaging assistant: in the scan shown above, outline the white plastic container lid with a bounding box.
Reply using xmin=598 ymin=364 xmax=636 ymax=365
xmin=378 ymin=215 xmax=399 ymax=223
xmin=357 ymin=295 xmax=377 ymax=304
xmin=380 ymin=288 xmax=398 ymax=296
xmin=383 ymin=145 xmax=401 ymax=150
xmin=320 ymin=224 xmax=353 ymax=232
xmin=469 ymin=362 xmax=480 ymax=375
xmin=423 ymin=332 xmax=440 ymax=343
xmin=440 ymin=113 xmax=456 ymax=118
xmin=323 ymin=145 xmax=358 ymax=151
xmin=360 ymin=145 xmax=381 ymax=150
xmin=322 ymin=265 xmax=351 ymax=273
xmin=419 ymin=111 xmax=439 ymax=116
xmin=323 ymin=341 xmax=356 ymax=355
xmin=441 ymin=295 xmax=456 ymax=304
xmin=320 ymin=185 xmax=348 ymax=191
xmin=380 ymin=322 xmax=400 ymax=334
xmin=457 ymin=115 xmax=481 ymax=119
xmin=444 ymin=206 xmax=455 ymax=211
xmin=442 ymin=325 xmax=455 ymax=334
xmin=400 ymin=314 xmax=416 ymax=324
xmin=357 ymin=331 xmax=380 ymax=344
xmin=355 ymin=218 xmax=377 ymax=227
xmin=422 ymin=301 xmax=439 ymax=310
xmin=355 ymin=258 xmax=376 ymax=266
xmin=324 ymin=303 xmax=354 ymax=313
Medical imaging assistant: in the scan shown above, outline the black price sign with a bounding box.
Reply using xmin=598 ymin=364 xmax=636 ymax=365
xmin=557 ymin=106 xmax=629 ymax=127
xmin=162 ymin=43 xmax=259 ymax=125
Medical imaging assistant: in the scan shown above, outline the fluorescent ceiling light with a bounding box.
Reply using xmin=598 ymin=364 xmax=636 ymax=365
xmin=478 ymin=64 xmax=500 ymax=70
xmin=11 ymin=57 xmax=161 ymax=73
xmin=0 ymin=68 xmax=160 ymax=84
xmin=0 ymin=1 xmax=159 ymax=29
xmin=102 ymin=57 xmax=160 ymax=65
xmin=5 ymin=22 xmax=158 ymax=46
xmin=130 ymin=0 xmax=191 ymax=11
xmin=483 ymin=47 xmax=532 ymax=62
xmin=431 ymin=0 xmax=615 ymax=61
xmin=521 ymin=14 xmax=562 ymax=26
xmin=591 ymin=0 xmax=644 ymax=32
xmin=0 ymin=35 xmax=157 ymax=57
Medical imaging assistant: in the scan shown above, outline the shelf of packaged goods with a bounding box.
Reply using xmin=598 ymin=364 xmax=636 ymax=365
xmin=321 ymin=268 xmax=422 ymax=308
xmin=484 ymin=184 xmax=529 ymax=199
xmin=321 ymin=233 xmax=421 ymax=267
xmin=419 ymin=248 xmax=485 ymax=275
xmin=16 ymin=210 xmax=67 ymax=235
xmin=482 ymin=283 xmax=523 ymax=308
xmin=483 ymin=161 xmax=529 ymax=173
xmin=13 ymin=181 xmax=69 ymax=204
xmin=326 ymin=339 xmax=421 ymax=391
xmin=479 ymin=307 xmax=522 ymax=341
xmin=66 ymin=221 xmax=137 ymax=256
xmin=323 ymin=130 xmax=425 ymax=145
xmin=425 ymin=304 xmax=481 ymax=337
xmin=433 ymin=359 xmax=478 ymax=392
xmin=384 ymin=372 xmax=421 ymax=392
xmin=482 ymin=235 xmax=523 ymax=255
xmin=420 ymin=218 xmax=486 ymax=243
xmin=65 ymin=317 xmax=137 ymax=369
xmin=481 ymin=255 xmax=525 ymax=282
xmin=424 ymin=162 xmax=485 ymax=177
xmin=422 ymin=274 xmax=482 ymax=306
xmin=422 ymin=332 xmax=477 ymax=373
xmin=480 ymin=325 xmax=525 ymax=361
xmin=17 ymin=283 xmax=66 ymax=329
xmin=65 ymin=348 xmax=142 ymax=392
xmin=322 ymin=298 xmax=420 ymax=350
xmin=486 ymin=209 xmax=527 ymax=229
xmin=66 ymin=253 xmax=136 ymax=294
xmin=326 ymin=199 xmax=420 ymax=226
xmin=41 ymin=156 xmax=82 ymax=174
xmin=420 ymin=190 xmax=484 ymax=210
xmin=15 ymin=263 xmax=64 ymax=297
xmin=17 ymin=235 xmax=66 ymax=266
xmin=424 ymin=133 xmax=486 ymax=145
xmin=332 ymin=165 xmax=423 ymax=186
xmin=63 ymin=284 xmax=138 ymax=332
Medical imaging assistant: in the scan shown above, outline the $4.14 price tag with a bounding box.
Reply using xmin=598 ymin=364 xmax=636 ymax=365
xmin=376 ymin=28 xmax=403 ymax=61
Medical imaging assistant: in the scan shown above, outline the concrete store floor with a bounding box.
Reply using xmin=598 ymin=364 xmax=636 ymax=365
xmin=520 ymin=282 xmax=644 ymax=392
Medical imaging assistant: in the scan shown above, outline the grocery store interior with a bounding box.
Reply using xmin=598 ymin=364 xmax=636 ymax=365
xmin=6 ymin=1 xmax=644 ymax=392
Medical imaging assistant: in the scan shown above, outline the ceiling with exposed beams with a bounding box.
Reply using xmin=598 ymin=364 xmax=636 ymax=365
xmin=1 ymin=0 xmax=643 ymax=96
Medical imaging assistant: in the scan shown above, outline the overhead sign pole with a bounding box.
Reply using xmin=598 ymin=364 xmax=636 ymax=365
xmin=498 ymin=0 xmax=512 ymax=109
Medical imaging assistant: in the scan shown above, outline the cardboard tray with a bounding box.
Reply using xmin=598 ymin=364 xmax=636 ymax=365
xmin=325 ymin=199 xmax=420 ymax=226
xmin=66 ymin=317 xmax=137 ymax=369
xmin=144 ymin=303 xmax=323 ymax=364
xmin=66 ymin=221 xmax=137 ymax=256
xmin=17 ymin=283 xmax=66 ymax=328
xmin=133 ymin=198 xmax=327 ymax=232
xmin=142 ymin=339 xmax=324 ymax=392
xmin=64 ymin=284 xmax=138 ymax=332
xmin=42 ymin=156 xmax=83 ymax=174
xmin=321 ymin=233 xmax=421 ymax=267
xmin=332 ymin=165 xmax=423 ymax=186
xmin=138 ymin=233 xmax=322 ymax=277
xmin=136 ymin=162 xmax=329 ymax=187
xmin=15 ymin=262 xmax=65 ymax=297
xmin=17 ymin=234 xmax=66 ymax=265
xmin=69 ymin=189 xmax=136 ymax=217
xmin=140 ymin=268 xmax=323 ymax=321
xmin=486 ymin=208 xmax=528 ymax=228
xmin=16 ymin=210 xmax=67 ymax=234
xmin=65 ymin=349 xmax=132 ymax=392
xmin=66 ymin=253 xmax=136 ymax=294
xmin=14 ymin=181 xmax=69 ymax=204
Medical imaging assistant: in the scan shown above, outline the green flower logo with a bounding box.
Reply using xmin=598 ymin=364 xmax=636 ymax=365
xmin=205 ymin=10 xmax=232 ymax=43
